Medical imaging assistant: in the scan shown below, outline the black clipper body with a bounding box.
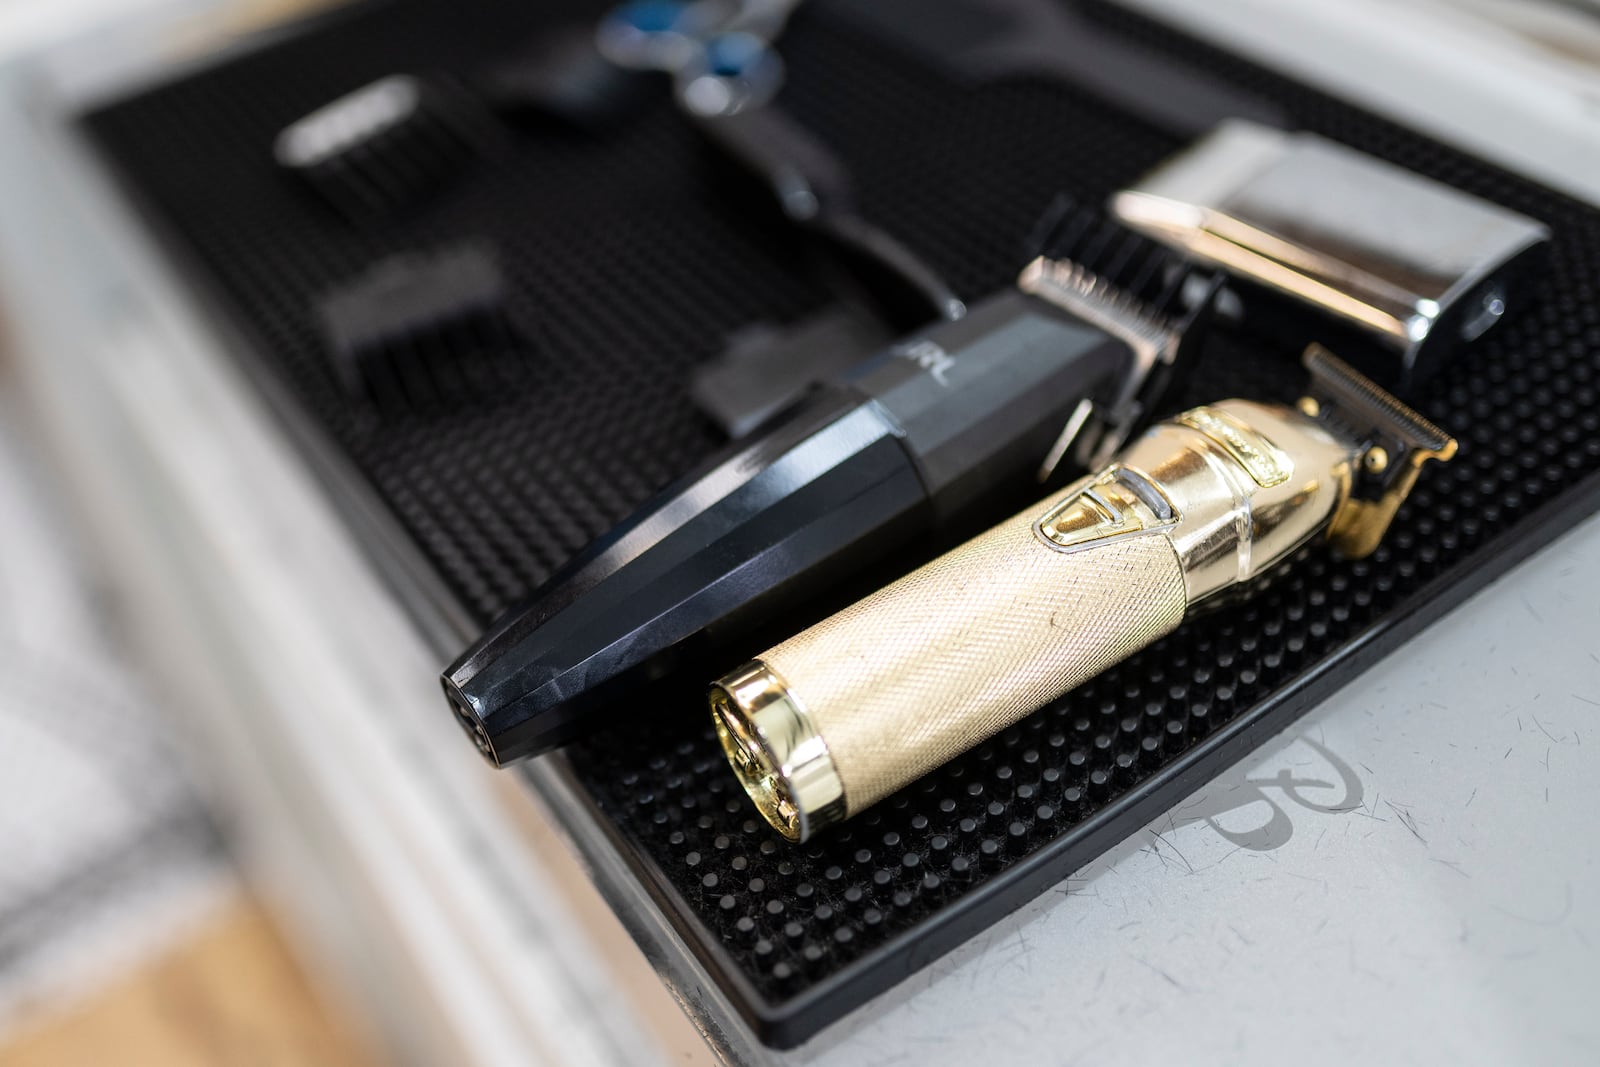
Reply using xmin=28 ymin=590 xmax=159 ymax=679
xmin=444 ymin=243 xmax=1206 ymax=764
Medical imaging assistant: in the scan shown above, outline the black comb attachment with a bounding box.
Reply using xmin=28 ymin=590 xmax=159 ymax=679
xmin=275 ymin=74 xmax=498 ymax=223
xmin=315 ymin=243 xmax=530 ymax=415
xmin=1026 ymin=193 xmax=1192 ymax=315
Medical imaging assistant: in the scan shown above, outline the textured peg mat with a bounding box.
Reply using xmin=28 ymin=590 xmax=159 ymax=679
xmin=80 ymin=0 xmax=1600 ymax=1047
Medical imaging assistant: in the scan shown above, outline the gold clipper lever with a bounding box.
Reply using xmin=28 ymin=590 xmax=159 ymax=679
xmin=711 ymin=346 xmax=1456 ymax=841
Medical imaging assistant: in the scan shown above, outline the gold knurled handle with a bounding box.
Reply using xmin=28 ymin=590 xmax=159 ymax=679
xmin=716 ymin=493 xmax=1190 ymax=838
xmin=712 ymin=368 xmax=1455 ymax=840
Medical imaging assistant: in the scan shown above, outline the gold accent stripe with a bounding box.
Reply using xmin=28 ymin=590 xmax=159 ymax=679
xmin=1178 ymin=406 xmax=1292 ymax=487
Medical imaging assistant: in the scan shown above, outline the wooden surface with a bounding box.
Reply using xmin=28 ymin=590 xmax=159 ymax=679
xmin=0 ymin=898 xmax=383 ymax=1067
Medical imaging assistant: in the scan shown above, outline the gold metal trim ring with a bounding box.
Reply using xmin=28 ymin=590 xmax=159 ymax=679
xmin=710 ymin=660 xmax=845 ymax=842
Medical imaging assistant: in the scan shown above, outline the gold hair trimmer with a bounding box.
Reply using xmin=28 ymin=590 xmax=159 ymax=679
xmin=710 ymin=346 xmax=1456 ymax=841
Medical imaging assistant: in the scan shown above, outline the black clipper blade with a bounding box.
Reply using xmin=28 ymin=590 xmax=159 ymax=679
xmin=1301 ymin=344 xmax=1458 ymax=558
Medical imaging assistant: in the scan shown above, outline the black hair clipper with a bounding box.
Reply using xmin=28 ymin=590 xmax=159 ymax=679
xmin=443 ymin=210 xmax=1215 ymax=764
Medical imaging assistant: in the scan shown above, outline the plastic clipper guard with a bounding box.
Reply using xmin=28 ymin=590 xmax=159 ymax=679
xmin=315 ymin=242 xmax=527 ymax=411
xmin=274 ymin=73 xmax=497 ymax=222
xmin=80 ymin=0 xmax=1600 ymax=1048
xmin=711 ymin=347 xmax=1456 ymax=841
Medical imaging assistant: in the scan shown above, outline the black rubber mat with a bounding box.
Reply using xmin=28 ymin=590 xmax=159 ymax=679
xmin=82 ymin=0 xmax=1600 ymax=1048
